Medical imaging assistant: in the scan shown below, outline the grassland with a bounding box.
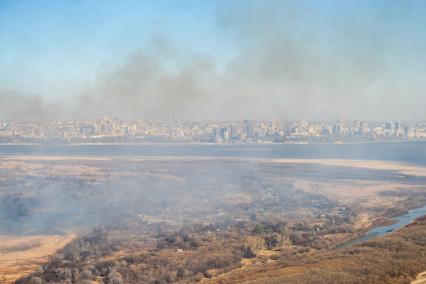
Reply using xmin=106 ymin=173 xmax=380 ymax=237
xmin=0 ymin=156 xmax=425 ymax=283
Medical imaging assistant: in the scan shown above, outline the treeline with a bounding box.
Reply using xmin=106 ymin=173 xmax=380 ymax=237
xmin=16 ymin=213 xmax=361 ymax=284
xmin=16 ymin=225 xmax=246 ymax=284
xmin=213 ymin=217 xmax=426 ymax=284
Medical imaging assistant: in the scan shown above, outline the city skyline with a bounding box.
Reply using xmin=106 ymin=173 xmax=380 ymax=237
xmin=1 ymin=117 xmax=425 ymax=144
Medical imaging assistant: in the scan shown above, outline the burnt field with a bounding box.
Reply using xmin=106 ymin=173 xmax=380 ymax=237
xmin=0 ymin=156 xmax=426 ymax=283
xmin=1 ymin=156 xmax=425 ymax=234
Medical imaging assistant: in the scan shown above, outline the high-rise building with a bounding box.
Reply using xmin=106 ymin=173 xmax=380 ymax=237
xmin=244 ymin=120 xmax=254 ymax=138
xmin=211 ymin=127 xmax=221 ymax=143
xmin=220 ymin=127 xmax=228 ymax=140
xmin=394 ymin=121 xmax=402 ymax=138
xmin=384 ymin=122 xmax=393 ymax=137
xmin=332 ymin=121 xmax=343 ymax=137
xmin=229 ymin=125 xmax=238 ymax=139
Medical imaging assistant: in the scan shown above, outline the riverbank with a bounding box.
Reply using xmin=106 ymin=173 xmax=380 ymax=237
xmin=2 ymin=154 xmax=426 ymax=176
xmin=337 ymin=204 xmax=426 ymax=249
xmin=208 ymin=215 xmax=426 ymax=283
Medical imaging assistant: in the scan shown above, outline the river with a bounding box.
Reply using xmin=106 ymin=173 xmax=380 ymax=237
xmin=0 ymin=141 xmax=425 ymax=165
xmin=339 ymin=204 xmax=426 ymax=249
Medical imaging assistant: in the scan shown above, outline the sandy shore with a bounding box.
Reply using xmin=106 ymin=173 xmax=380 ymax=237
xmin=1 ymin=155 xmax=425 ymax=177
xmin=273 ymin=158 xmax=426 ymax=177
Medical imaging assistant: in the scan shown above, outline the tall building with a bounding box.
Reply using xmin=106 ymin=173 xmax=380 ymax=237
xmin=384 ymin=122 xmax=393 ymax=137
xmin=244 ymin=120 xmax=254 ymax=138
xmin=394 ymin=121 xmax=402 ymax=138
xmin=332 ymin=121 xmax=343 ymax=137
xmin=220 ymin=127 xmax=228 ymax=140
xmin=211 ymin=127 xmax=221 ymax=143
xmin=229 ymin=125 xmax=238 ymax=139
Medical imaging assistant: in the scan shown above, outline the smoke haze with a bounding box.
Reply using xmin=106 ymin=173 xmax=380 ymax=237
xmin=1 ymin=0 xmax=425 ymax=121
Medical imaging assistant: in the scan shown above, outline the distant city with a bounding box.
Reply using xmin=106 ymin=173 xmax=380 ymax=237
xmin=0 ymin=117 xmax=425 ymax=144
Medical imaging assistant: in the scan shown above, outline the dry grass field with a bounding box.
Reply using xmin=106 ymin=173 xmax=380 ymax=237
xmin=0 ymin=155 xmax=425 ymax=283
xmin=0 ymin=234 xmax=75 ymax=283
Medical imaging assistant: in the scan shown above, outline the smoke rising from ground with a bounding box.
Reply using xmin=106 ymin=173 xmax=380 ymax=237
xmin=1 ymin=1 xmax=425 ymax=121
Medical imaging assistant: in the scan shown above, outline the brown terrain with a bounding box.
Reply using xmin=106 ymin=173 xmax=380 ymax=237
xmin=0 ymin=234 xmax=75 ymax=283
xmin=0 ymin=156 xmax=425 ymax=283
xmin=205 ymin=216 xmax=426 ymax=283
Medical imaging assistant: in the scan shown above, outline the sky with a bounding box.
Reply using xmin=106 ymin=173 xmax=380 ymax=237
xmin=0 ymin=0 xmax=425 ymax=121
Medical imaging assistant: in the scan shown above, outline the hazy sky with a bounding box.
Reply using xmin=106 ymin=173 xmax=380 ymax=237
xmin=1 ymin=0 xmax=425 ymax=121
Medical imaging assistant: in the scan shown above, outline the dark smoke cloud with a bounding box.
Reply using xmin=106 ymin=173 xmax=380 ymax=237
xmin=1 ymin=1 xmax=425 ymax=121
xmin=75 ymin=39 xmax=222 ymax=120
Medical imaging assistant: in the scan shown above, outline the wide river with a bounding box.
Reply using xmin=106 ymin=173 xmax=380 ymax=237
xmin=0 ymin=141 xmax=425 ymax=165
